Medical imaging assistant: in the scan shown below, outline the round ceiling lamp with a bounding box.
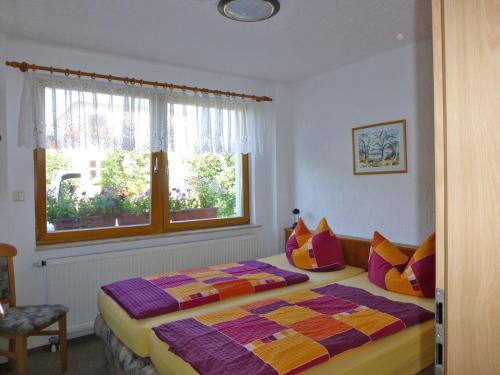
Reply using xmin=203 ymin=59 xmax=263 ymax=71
xmin=218 ymin=0 xmax=280 ymax=22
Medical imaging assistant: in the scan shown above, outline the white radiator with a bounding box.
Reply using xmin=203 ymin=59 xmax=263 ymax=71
xmin=46 ymin=234 xmax=258 ymax=335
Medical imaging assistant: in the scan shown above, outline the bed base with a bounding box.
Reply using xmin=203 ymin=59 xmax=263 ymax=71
xmin=94 ymin=315 xmax=158 ymax=375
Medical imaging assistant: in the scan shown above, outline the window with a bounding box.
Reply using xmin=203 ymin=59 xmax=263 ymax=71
xmin=32 ymin=81 xmax=252 ymax=245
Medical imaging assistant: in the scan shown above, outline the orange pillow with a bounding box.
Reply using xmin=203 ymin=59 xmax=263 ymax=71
xmin=286 ymin=218 xmax=345 ymax=272
xmin=368 ymin=231 xmax=436 ymax=298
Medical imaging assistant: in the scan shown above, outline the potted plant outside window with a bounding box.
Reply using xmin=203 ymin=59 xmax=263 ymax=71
xmin=117 ymin=192 xmax=150 ymax=226
xmin=169 ymin=187 xmax=218 ymax=222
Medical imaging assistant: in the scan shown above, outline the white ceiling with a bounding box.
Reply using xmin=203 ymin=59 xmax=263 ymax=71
xmin=0 ymin=0 xmax=432 ymax=82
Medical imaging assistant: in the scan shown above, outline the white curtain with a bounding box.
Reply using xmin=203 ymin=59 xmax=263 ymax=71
xmin=18 ymin=73 xmax=269 ymax=154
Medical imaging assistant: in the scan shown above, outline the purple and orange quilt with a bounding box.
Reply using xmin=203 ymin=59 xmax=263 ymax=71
xmin=153 ymin=283 xmax=434 ymax=375
xmin=102 ymin=260 xmax=309 ymax=319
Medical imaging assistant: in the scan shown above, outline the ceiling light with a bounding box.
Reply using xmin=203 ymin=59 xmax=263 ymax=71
xmin=218 ymin=0 xmax=280 ymax=22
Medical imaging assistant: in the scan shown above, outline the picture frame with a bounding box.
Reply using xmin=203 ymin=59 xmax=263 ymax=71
xmin=352 ymin=119 xmax=407 ymax=175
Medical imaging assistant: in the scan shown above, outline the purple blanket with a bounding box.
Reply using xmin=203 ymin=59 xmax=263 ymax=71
xmin=102 ymin=260 xmax=309 ymax=319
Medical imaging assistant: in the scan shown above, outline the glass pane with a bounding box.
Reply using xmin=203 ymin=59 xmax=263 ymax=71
xmin=46 ymin=149 xmax=152 ymax=232
xmin=168 ymin=153 xmax=243 ymax=223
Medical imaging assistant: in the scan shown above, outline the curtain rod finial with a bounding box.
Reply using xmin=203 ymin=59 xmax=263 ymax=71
xmin=20 ymin=62 xmax=29 ymax=72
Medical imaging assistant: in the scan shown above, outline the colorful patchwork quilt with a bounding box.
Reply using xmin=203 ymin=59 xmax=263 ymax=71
xmin=102 ymin=260 xmax=309 ymax=319
xmin=153 ymin=283 xmax=434 ymax=375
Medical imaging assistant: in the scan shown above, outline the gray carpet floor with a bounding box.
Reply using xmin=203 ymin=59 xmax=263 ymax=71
xmin=0 ymin=334 xmax=435 ymax=375
xmin=0 ymin=335 xmax=108 ymax=375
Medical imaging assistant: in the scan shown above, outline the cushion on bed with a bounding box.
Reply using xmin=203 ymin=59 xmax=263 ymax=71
xmin=286 ymin=218 xmax=345 ymax=272
xmin=368 ymin=232 xmax=435 ymax=298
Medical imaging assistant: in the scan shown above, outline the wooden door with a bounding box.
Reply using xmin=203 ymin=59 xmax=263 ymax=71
xmin=433 ymin=0 xmax=500 ymax=373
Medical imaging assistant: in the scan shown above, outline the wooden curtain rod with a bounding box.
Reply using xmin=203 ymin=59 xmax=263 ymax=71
xmin=5 ymin=61 xmax=273 ymax=102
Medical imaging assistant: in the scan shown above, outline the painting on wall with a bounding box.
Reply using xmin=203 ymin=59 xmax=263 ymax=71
xmin=352 ymin=119 xmax=407 ymax=175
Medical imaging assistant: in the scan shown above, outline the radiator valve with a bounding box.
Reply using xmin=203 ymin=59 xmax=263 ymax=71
xmin=49 ymin=336 xmax=59 ymax=352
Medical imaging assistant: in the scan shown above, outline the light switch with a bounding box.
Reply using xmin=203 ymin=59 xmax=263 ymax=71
xmin=13 ymin=191 xmax=25 ymax=201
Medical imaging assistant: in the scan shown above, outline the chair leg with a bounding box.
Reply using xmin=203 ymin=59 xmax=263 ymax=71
xmin=15 ymin=336 xmax=27 ymax=375
xmin=59 ymin=313 xmax=68 ymax=372
xmin=8 ymin=338 xmax=16 ymax=369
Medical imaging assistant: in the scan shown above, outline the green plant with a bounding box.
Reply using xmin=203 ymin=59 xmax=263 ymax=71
xmin=186 ymin=154 xmax=236 ymax=217
xmin=78 ymin=197 xmax=98 ymax=217
xmin=90 ymin=189 xmax=119 ymax=217
xmin=100 ymin=151 xmax=150 ymax=196
xmin=169 ymin=188 xmax=198 ymax=211
xmin=131 ymin=192 xmax=151 ymax=214
xmin=46 ymin=151 xmax=72 ymax=186
xmin=46 ymin=183 xmax=78 ymax=223
xmin=115 ymin=190 xmax=151 ymax=215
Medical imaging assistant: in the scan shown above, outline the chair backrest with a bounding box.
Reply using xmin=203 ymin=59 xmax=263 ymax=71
xmin=0 ymin=244 xmax=17 ymax=307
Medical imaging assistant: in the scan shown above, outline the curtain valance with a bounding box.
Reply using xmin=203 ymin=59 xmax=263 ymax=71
xmin=18 ymin=73 xmax=270 ymax=154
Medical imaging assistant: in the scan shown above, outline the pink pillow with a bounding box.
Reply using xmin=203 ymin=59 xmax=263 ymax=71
xmin=368 ymin=231 xmax=436 ymax=298
xmin=286 ymin=218 xmax=345 ymax=272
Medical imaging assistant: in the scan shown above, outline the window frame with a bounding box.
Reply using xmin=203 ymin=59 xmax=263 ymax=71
xmin=34 ymin=149 xmax=250 ymax=245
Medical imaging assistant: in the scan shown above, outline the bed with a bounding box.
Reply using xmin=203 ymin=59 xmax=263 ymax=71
xmin=149 ymin=272 xmax=435 ymax=375
xmin=98 ymin=253 xmax=364 ymax=358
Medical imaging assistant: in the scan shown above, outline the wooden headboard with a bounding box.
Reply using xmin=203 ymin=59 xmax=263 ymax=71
xmin=284 ymin=228 xmax=417 ymax=271
xmin=337 ymin=235 xmax=417 ymax=270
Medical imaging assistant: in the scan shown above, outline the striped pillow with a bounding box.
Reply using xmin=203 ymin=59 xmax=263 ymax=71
xmin=368 ymin=231 xmax=436 ymax=298
xmin=286 ymin=218 xmax=345 ymax=272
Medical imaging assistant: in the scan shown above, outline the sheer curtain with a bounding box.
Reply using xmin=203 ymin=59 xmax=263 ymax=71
xmin=18 ymin=73 xmax=269 ymax=155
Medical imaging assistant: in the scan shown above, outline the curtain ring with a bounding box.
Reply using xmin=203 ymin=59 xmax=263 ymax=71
xmin=107 ymin=74 xmax=112 ymax=82
xmin=64 ymin=69 xmax=70 ymax=77
xmin=139 ymin=79 xmax=143 ymax=86
xmin=91 ymin=72 xmax=96 ymax=80
xmin=19 ymin=62 xmax=28 ymax=72
xmin=49 ymin=67 xmax=54 ymax=75
xmin=77 ymin=70 xmax=82 ymax=78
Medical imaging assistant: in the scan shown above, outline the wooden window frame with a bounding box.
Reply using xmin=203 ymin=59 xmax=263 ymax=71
xmin=35 ymin=149 xmax=250 ymax=245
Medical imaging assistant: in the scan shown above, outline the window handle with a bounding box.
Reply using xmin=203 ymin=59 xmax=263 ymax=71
xmin=153 ymin=157 xmax=159 ymax=174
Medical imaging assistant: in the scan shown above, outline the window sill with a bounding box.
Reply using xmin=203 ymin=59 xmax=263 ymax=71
xmin=35 ymin=224 xmax=262 ymax=251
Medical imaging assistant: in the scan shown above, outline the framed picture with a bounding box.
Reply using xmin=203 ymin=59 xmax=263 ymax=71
xmin=352 ymin=119 xmax=407 ymax=175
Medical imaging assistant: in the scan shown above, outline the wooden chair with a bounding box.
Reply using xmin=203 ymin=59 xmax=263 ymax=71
xmin=0 ymin=243 xmax=68 ymax=375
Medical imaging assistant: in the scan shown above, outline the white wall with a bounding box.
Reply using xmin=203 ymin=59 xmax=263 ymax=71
xmin=0 ymin=35 xmax=287 ymax=347
xmin=291 ymin=40 xmax=435 ymax=245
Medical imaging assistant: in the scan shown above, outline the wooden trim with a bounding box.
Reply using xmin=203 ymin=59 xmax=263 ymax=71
xmin=284 ymin=228 xmax=417 ymax=270
xmin=164 ymin=154 xmax=250 ymax=232
xmin=36 ymin=150 xmax=250 ymax=245
xmin=0 ymin=243 xmax=17 ymax=307
xmin=432 ymin=0 xmax=447 ymax=293
xmin=35 ymin=149 xmax=163 ymax=245
xmin=0 ymin=349 xmax=17 ymax=359
xmin=5 ymin=61 xmax=272 ymax=103
xmin=34 ymin=148 xmax=48 ymax=243
xmin=0 ymin=244 xmax=17 ymax=257
xmin=435 ymin=1 xmax=500 ymax=373
xmin=338 ymin=234 xmax=416 ymax=271
xmin=59 ymin=314 xmax=68 ymax=371
xmin=6 ymin=257 xmax=16 ymax=307
xmin=351 ymin=119 xmax=408 ymax=175
xmin=15 ymin=337 xmax=27 ymax=375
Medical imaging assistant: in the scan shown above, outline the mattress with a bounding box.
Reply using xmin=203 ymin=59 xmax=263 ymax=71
xmin=149 ymin=273 xmax=436 ymax=375
xmin=98 ymin=253 xmax=364 ymax=358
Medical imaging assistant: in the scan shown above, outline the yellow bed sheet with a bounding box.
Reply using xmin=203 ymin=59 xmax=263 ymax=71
xmin=98 ymin=253 xmax=364 ymax=358
xmin=150 ymin=273 xmax=436 ymax=375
